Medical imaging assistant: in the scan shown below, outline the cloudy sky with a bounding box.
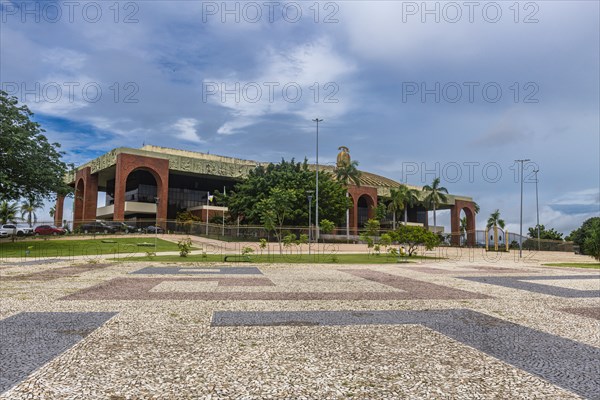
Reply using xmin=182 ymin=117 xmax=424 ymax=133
xmin=1 ymin=0 xmax=599 ymax=234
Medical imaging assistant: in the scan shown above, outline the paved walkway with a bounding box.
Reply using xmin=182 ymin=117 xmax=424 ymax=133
xmin=0 ymin=253 xmax=598 ymax=398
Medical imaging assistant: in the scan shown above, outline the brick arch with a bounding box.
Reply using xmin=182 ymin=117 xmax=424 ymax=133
xmin=113 ymin=153 xmax=169 ymax=224
xmin=347 ymin=185 xmax=378 ymax=234
xmin=73 ymin=167 xmax=98 ymax=227
xmin=451 ymin=200 xmax=477 ymax=246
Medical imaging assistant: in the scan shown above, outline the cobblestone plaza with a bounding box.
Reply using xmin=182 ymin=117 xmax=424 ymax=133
xmin=1 ymin=255 xmax=598 ymax=399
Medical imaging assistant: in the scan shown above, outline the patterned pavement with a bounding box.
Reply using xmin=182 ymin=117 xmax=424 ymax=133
xmin=0 ymin=260 xmax=598 ymax=399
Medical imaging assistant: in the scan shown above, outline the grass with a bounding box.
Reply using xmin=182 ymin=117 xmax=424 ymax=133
xmin=122 ymin=253 xmax=430 ymax=264
xmin=0 ymin=237 xmax=183 ymax=258
xmin=543 ymin=262 xmax=600 ymax=269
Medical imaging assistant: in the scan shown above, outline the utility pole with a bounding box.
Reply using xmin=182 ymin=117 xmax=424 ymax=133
xmin=307 ymin=191 xmax=313 ymax=256
xmin=312 ymin=118 xmax=323 ymax=242
xmin=515 ymin=159 xmax=530 ymax=258
xmin=533 ymin=169 xmax=540 ymax=251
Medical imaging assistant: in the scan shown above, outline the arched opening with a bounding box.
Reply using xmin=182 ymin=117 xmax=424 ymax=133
xmin=357 ymin=194 xmax=374 ymax=227
xmin=461 ymin=206 xmax=475 ymax=246
xmin=107 ymin=169 xmax=159 ymax=205
xmin=125 ymin=169 xmax=158 ymax=203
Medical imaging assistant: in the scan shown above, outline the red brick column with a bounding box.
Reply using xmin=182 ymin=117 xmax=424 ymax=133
xmin=450 ymin=199 xmax=476 ymax=246
xmin=113 ymin=153 xmax=169 ymax=225
xmin=54 ymin=195 xmax=65 ymax=226
xmin=74 ymin=178 xmax=84 ymax=227
xmin=74 ymin=167 xmax=99 ymax=224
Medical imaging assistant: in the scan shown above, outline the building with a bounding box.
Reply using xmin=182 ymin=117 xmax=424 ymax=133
xmin=54 ymin=145 xmax=477 ymax=245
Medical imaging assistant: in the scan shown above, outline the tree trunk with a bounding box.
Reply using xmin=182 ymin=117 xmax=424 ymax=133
xmin=404 ymin=207 xmax=408 ymax=225
xmin=392 ymin=211 xmax=396 ymax=230
xmin=433 ymin=203 xmax=437 ymax=232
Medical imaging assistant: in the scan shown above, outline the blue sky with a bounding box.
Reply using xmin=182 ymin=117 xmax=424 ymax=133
xmin=1 ymin=0 xmax=599 ymax=234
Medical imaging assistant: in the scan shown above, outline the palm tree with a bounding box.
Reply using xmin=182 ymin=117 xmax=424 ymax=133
xmin=388 ymin=185 xmax=420 ymax=230
xmin=422 ymin=177 xmax=448 ymax=232
xmin=0 ymin=200 xmax=19 ymax=224
xmin=20 ymin=196 xmax=43 ymax=227
xmin=49 ymin=206 xmax=56 ymax=219
xmin=486 ymin=209 xmax=505 ymax=250
xmin=334 ymin=160 xmax=361 ymax=240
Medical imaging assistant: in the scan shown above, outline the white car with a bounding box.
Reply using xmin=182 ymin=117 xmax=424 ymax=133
xmin=0 ymin=230 xmax=8 ymax=238
xmin=0 ymin=224 xmax=34 ymax=236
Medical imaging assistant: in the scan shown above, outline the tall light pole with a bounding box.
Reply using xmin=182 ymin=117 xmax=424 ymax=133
xmin=154 ymin=196 xmax=159 ymax=252
xmin=515 ymin=159 xmax=530 ymax=258
xmin=205 ymin=191 xmax=210 ymax=236
xmin=312 ymin=118 xmax=322 ymax=242
xmin=533 ymin=169 xmax=540 ymax=251
xmin=307 ymin=191 xmax=313 ymax=256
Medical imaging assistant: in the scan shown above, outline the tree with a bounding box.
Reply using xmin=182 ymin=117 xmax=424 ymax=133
xmin=567 ymin=217 xmax=600 ymax=260
xmin=389 ymin=185 xmax=420 ymax=229
xmin=20 ymin=196 xmax=43 ymax=227
xmin=256 ymin=188 xmax=296 ymax=254
xmin=422 ymin=177 xmax=448 ymax=231
xmin=0 ymin=200 xmax=18 ymax=224
xmin=0 ymin=91 xmax=71 ymax=201
xmin=527 ymin=224 xmax=563 ymax=241
xmin=487 ymin=209 xmax=505 ymax=250
xmin=227 ymin=159 xmax=347 ymax=228
xmin=49 ymin=206 xmax=56 ymax=219
xmin=334 ymin=159 xmax=361 ymax=240
xmin=392 ymin=225 xmax=440 ymax=256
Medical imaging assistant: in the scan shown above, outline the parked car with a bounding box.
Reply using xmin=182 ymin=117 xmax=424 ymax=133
xmin=144 ymin=225 xmax=164 ymax=234
xmin=0 ymin=230 xmax=8 ymax=238
xmin=78 ymin=222 xmax=118 ymax=234
xmin=34 ymin=225 xmax=67 ymax=236
xmin=0 ymin=224 xmax=34 ymax=236
xmin=104 ymin=221 xmax=139 ymax=233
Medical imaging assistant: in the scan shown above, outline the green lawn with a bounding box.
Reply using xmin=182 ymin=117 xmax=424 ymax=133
xmin=543 ymin=262 xmax=600 ymax=269
xmin=0 ymin=237 xmax=182 ymax=258
xmin=122 ymin=253 xmax=431 ymax=264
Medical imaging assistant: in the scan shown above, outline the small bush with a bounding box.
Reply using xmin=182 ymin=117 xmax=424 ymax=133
xmin=178 ymin=238 xmax=193 ymax=257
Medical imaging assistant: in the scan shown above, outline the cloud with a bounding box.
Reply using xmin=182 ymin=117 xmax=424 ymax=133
xmin=204 ymin=37 xmax=357 ymax=135
xmin=173 ymin=118 xmax=203 ymax=143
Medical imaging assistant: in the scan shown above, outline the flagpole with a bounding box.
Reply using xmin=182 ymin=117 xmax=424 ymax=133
xmin=206 ymin=191 xmax=210 ymax=236
xmin=222 ymin=186 xmax=226 ymax=237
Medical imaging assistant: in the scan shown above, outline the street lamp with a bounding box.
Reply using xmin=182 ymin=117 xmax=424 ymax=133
xmin=312 ymin=118 xmax=323 ymax=242
xmin=154 ymin=196 xmax=159 ymax=251
xmin=307 ymin=190 xmax=314 ymax=256
xmin=515 ymin=159 xmax=530 ymax=258
xmin=533 ymin=169 xmax=540 ymax=251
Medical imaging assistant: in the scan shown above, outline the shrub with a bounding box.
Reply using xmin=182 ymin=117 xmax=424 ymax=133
xmin=320 ymin=219 xmax=335 ymax=234
xmin=177 ymin=238 xmax=193 ymax=257
xmin=393 ymin=225 xmax=440 ymax=256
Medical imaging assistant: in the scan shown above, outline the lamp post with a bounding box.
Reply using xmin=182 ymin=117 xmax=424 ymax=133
xmin=154 ymin=196 xmax=159 ymax=252
xmin=307 ymin=190 xmax=314 ymax=256
xmin=206 ymin=191 xmax=210 ymax=236
xmin=515 ymin=159 xmax=530 ymax=258
xmin=312 ymin=118 xmax=322 ymax=242
xmin=533 ymin=169 xmax=540 ymax=251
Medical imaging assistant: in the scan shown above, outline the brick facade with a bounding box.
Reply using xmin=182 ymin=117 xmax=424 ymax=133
xmin=113 ymin=153 xmax=169 ymax=226
xmin=450 ymin=199 xmax=477 ymax=246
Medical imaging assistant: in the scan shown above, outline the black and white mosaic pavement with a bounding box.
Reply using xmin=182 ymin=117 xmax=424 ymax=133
xmin=459 ymin=274 xmax=600 ymax=298
xmin=212 ymin=308 xmax=600 ymax=399
xmin=0 ymin=258 xmax=70 ymax=267
xmin=130 ymin=266 xmax=263 ymax=275
xmin=0 ymin=312 xmax=117 ymax=394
